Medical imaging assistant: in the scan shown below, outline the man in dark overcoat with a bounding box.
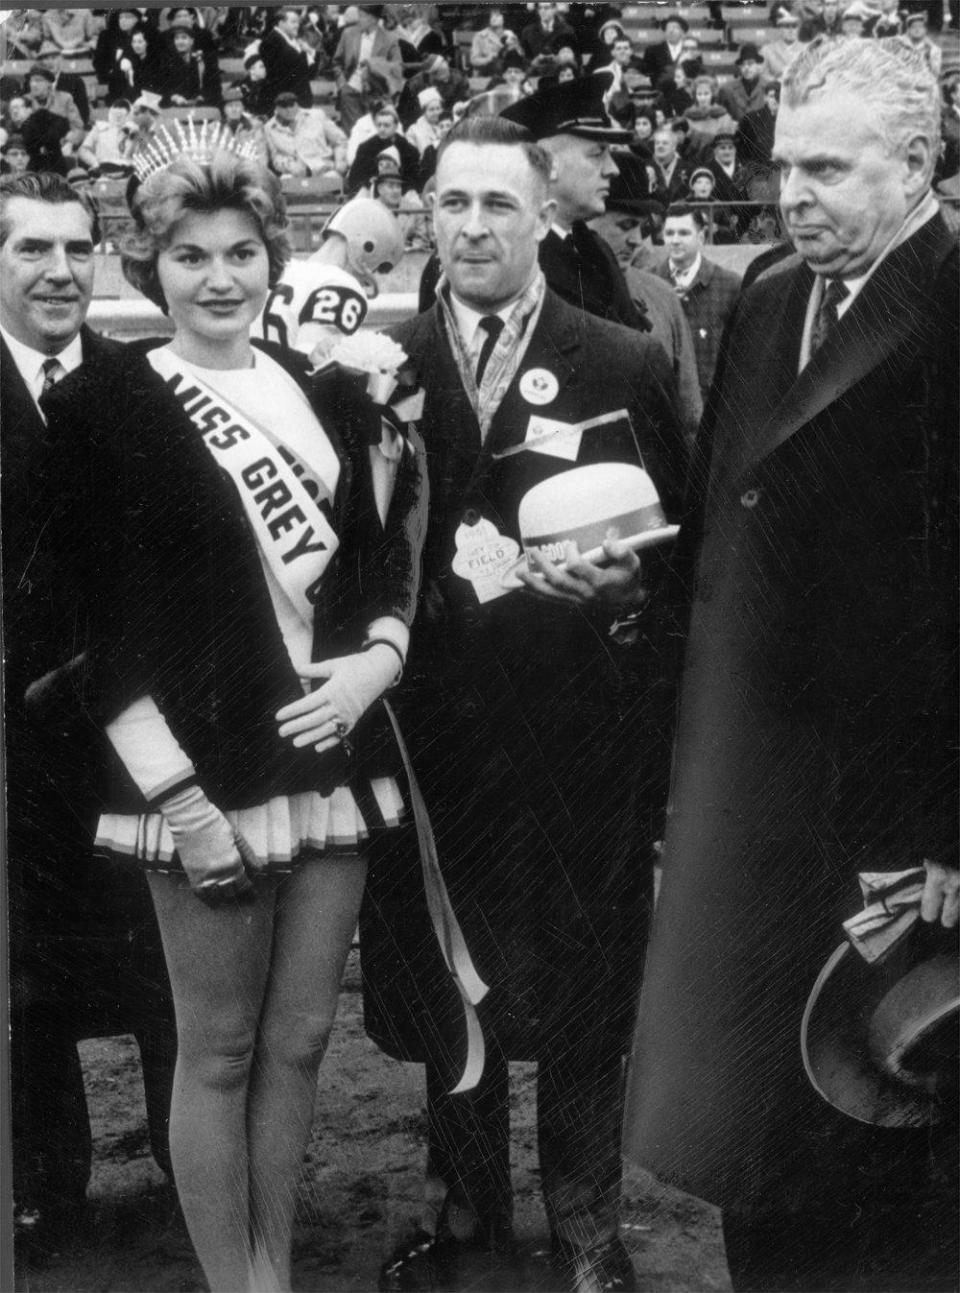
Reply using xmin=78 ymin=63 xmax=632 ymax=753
xmin=623 ymin=36 xmax=959 ymax=1293
xmin=362 ymin=115 xmax=688 ymax=1293
xmin=1 ymin=171 xmax=175 ymax=1250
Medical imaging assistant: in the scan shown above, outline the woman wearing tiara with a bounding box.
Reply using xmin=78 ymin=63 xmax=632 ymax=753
xmin=41 ymin=133 xmax=426 ymax=1292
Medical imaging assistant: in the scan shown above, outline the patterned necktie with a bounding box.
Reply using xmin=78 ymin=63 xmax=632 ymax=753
xmin=810 ymin=278 xmax=849 ymax=356
xmin=40 ymin=356 xmax=65 ymax=396
xmin=475 ymin=315 xmax=504 ymax=386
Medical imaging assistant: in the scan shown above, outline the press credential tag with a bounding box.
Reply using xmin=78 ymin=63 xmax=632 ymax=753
xmin=524 ymin=416 xmax=582 ymax=461
xmin=451 ymin=518 xmax=519 ymax=604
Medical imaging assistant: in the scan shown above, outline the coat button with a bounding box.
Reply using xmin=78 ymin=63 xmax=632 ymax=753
xmin=740 ymin=487 xmax=761 ymax=509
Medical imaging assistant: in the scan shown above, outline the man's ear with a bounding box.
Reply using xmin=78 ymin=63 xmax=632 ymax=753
xmin=535 ymin=197 xmax=558 ymax=241
xmin=902 ymin=132 xmax=935 ymax=195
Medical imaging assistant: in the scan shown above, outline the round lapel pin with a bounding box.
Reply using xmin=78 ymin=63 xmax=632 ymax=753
xmin=519 ymin=367 xmax=559 ymax=406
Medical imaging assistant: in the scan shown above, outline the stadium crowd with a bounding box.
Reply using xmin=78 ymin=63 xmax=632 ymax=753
xmin=2 ymin=1 xmax=958 ymax=254
xmin=2 ymin=9 xmax=959 ymax=1293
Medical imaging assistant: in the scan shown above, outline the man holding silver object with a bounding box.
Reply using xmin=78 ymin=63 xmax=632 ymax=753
xmin=361 ymin=113 xmax=688 ymax=1293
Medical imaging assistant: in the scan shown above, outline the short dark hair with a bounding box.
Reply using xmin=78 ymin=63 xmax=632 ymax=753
xmin=665 ymin=201 xmax=705 ymax=229
xmin=274 ymin=91 xmax=299 ymax=109
xmin=0 ymin=171 xmax=101 ymax=246
xmin=436 ymin=115 xmax=553 ymax=193
xmin=122 ymin=152 xmax=289 ymax=310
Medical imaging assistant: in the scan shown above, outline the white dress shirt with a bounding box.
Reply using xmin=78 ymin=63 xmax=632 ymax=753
xmin=448 ymin=293 xmax=520 ymax=369
xmin=0 ymin=325 xmax=83 ymax=412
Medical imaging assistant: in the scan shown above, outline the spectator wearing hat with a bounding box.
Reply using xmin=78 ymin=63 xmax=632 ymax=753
xmin=642 ymin=14 xmax=691 ymax=90
xmin=364 ymin=111 xmax=687 ymax=1293
xmin=406 ymin=86 xmax=444 ymax=155
xmin=400 ymin=54 xmax=471 ymax=129
xmin=124 ymin=91 xmax=163 ymax=162
xmin=156 ymin=18 xmax=222 ymax=108
xmin=1 ymin=135 xmax=31 ymax=176
xmin=2 ymin=95 xmax=33 ymax=140
xmin=22 ymin=64 xmax=84 ymax=169
xmin=654 ymin=202 xmax=741 ymax=397
xmin=397 ymin=3 xmax=445 ymax=60
xmin=502 ymin=70 xmax=652 ymax=332
xmin=34 ymin=42 xmax=90 ymax=128
xmin=593 ymin=183 xmax=704 ymax=441
xmin=265 ymin=91 xmax=347 ymax=179
xmin=650 ymin=124 xmax=693 ymax=204
xmin=485 ymin=48 xmax=532 ymax=95
xmin=334 ymin=5 xmax=404 ymax=134
xmin=871 ymin=0 xmax=904 ymax=35
xmin=220 ymin=85 xmax=268 ymax=164
xmin=735 ymin=80 xmax=781 ymax=186
xmin=105 ymin=24 xmax=165 ymax=106
xmin=237 ymin=52 xmax=273 ymax=120
xmin=40 ymin=8 xmax=97 ymax=58
xmin=840 ymin=2 xmax=871 ymax=34
xmin=259 ymin=5 xmax=317 ymax=111
xmin=589 ymin=16 xmax=627 ymax=66
xmin=658 ymin=65 xmax=696 ymax=119
xmin=469 ymin=7 xmax=523 ymax=73
xmin=706 ymin=128 xmax=750 ymax=234
xmin=5 ymin=9 xmax=45 ymax=62
xmin=77 ymin=99 xmax=135 ymax=175
xmin=899 ymin=12 xmax=941 ymax=75
xmin=718 ymin=43 xmax=767 ymax=122
xmin=93 ymin=9 xmax=141 ymax=91
xmin=346 ymin=101 xmax=420 ymax=194
xmin=520 ymin=2 xmax=578 ymax=67
xmin=161 ymin=7 xmax=218 ymax=58
xmin=761 ymin=9 xmax=802 ymax=79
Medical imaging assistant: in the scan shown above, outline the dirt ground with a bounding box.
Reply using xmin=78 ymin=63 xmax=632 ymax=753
xmin=13 ymin=950 xmax=730 ymax=1293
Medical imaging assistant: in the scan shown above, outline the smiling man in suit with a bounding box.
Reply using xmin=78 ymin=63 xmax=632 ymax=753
xmin=624 ymin=36 xmax=958 ymax=1293
xmin=1 ymin=171 xmax=174 ymax=1251
xmin=362 ymin=114 xmax=688 ymax=1293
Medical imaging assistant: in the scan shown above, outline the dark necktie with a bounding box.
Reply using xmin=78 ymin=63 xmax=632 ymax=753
xmin=41 ymin=356 xmax=65 ymax=396
xmin=475 ymin=315 xmax=504 ymax=386
xmin=810 ymin=278 xmax=849 ymax=357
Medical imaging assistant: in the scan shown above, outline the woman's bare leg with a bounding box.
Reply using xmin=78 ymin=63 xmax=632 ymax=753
xmin=147 ymin=873 xmax=276 ymax=1292
xmin=246 ymin=856 xmax=368 ymax=1288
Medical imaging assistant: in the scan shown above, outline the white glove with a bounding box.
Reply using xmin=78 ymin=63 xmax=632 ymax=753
xmin=160 ymin=784 xmax=255 ymax=905
xmin=275 ymin=645 xmax=401 ymax=753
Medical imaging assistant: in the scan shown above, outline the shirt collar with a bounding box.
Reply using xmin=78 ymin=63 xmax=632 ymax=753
xmin=799 ymin=190 xmax=938 ymax=370
xmin=1 ymin=324 xmax=83 ymax=404
xmin=447 ymin=290 xmax=524 ymax=350
xmin=669 ymin=252 xmax=702 ymax=287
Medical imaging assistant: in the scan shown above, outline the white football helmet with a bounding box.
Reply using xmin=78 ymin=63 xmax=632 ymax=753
xmin=322 ymin=196 xmax=405 ymax=293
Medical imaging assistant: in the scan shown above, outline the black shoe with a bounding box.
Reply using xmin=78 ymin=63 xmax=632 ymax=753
xmin=551 ymin=1235 xmax=637 ymax=1293
xmin=14 ymin=1198 xmax=84 ymax=1263
xmin=379 ymin=1226 xmax=519 ymax=1293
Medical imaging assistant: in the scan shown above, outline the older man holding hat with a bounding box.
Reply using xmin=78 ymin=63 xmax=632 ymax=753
xmin=362 ymin=111 xmax=687 ymax=1293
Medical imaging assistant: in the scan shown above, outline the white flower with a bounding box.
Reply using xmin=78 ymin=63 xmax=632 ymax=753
xmin=328 ymin=331 xmax=409 ymax=378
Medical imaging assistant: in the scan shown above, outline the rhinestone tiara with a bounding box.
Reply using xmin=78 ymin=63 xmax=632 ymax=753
xmin=132 ymin=118 xmax=260 ymax=183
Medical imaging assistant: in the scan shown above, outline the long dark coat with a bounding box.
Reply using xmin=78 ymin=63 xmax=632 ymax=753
xmin=624 ymin=213 xmax=958 ymax=1221
xmin=361 ymin=288 xmax=688 ymax=1072
xmin=2 ymin=330 xmax=176 ymax=1199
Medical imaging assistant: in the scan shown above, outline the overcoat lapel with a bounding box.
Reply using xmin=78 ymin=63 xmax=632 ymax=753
xmin=740 ymin=214 xmax=957 ymax=480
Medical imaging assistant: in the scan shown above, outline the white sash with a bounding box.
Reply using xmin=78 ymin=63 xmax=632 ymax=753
xmin=154 ymin=351 xmax=339 ymax=631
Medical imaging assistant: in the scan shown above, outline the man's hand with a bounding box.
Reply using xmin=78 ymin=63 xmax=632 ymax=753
xmin=920 ymin=859 xmax=960 ymax=928
xmin=517 ymin=538 xmax=650 ymax=610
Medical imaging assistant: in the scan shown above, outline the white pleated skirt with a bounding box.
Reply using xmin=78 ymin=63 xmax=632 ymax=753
xmin=95 ymin=778 xmax=404 ymax=875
